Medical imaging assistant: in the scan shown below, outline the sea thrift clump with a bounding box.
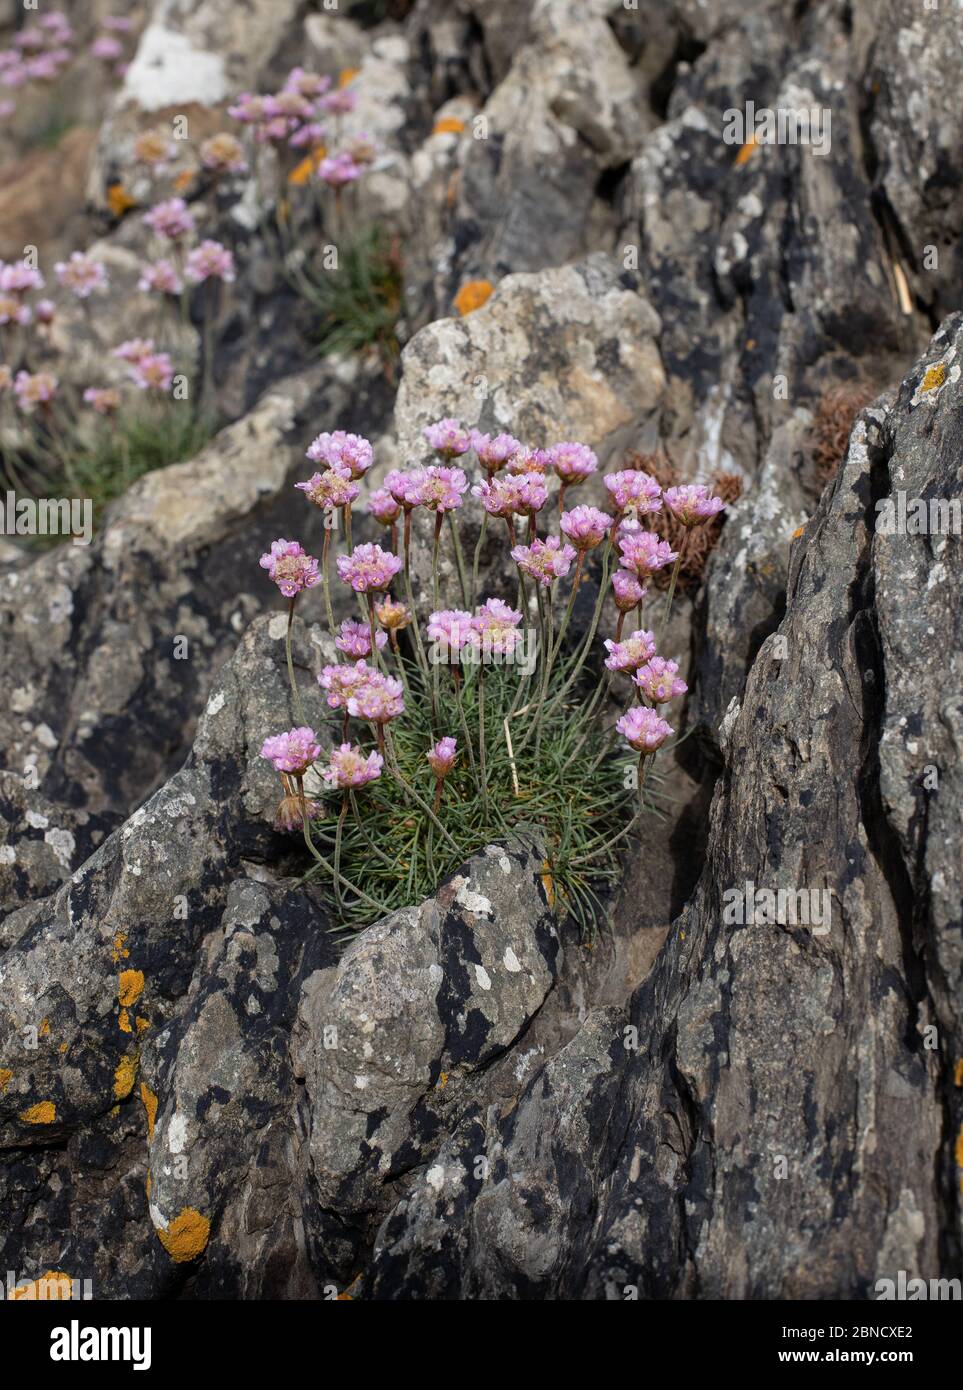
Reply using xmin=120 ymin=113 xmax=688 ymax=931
xmin=317 ymin=153 xmax=363 ymax=187
xmin=472 ymin=598 xmax=524 ymax=654
xmin=138 ymin=260 xmax=183 ymax=295
xmin=410 ymin=465 xmax=469 ymax=513
xmin=260 ymin=727 xmax=322 ymax=775
xmin=323 ymin=743 xmax=384 ymax=789
xmin=133 ymin=130 xmax=177 ymax=169
xmin=0 ymin=260 xmax=44 ymax=295
xmin=511 ymin=535 xmax=577 ymax=586
xmin=54 ymin=251 xmax=108 ymax=299
xmin=128 ymin=352 xmax=174 ymax=393
xmin=616 ymin=706 xmax=674 ymax=754
xmin=426 ymin=609 xmax=477 ymax=654
xmin=604 ymin=628 xmax=658 ymax=674
xmin=318 ymin=661 xmax=372 ymax=710
xmin=663 ymin=484 xmax=726 ymax=526
xmin=560 ymin=505 xmax=613 ymax=551
xmin=473 ymin=474 xmax=547 ymax=519
xmin=307 ymin=431 xmax=373 ymax=478
xmin=336 ymin=543 xmax=403 ymax=593
xmin=200 ymin=132 xmax=248 ymax=174
xmin=424 ymin=418 xmax=471 ymax=458
xmin=14 ymin=371 xmax=57 ymax=411
xmin=336 ymin=619 xmax=387 ymax=658
xmin=367 ymin=488 xmax=401 ymax=525
xmin=634 ymin=658 xmax=688 ymax=704
xmin=375 ymin=597 xmax=412 ymax=631
xmin=260 ymin=539 xmax=320 ymax=597
xmin=617 ymin=527 xmax=678 ymax=580
xmin=83 ymin=387 xmax=121 ymax=415
xmin=471 ymin=430 xmax=521 ymax=473
xmin=112 ymin=338 xmax=156 ymax=364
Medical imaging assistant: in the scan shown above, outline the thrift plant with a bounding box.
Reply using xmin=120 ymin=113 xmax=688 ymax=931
xmin=258 ymin=423 xmax=727 ymax=934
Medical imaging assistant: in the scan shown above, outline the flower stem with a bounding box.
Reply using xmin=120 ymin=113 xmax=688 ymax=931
xmin=286 ymin=599 xmax=306 ymax=723
xmin=384 ymin=726 xmax=460 ymax=853
xmin=448 ymin=511 xmax=469 ymax=607
xmin=321 ymin=527 xmax=337 ymax=641
xmin=470 ymin=511 xmax=488 ymax=607
xmin=478 ymin=663 xmax=489 ymax=822
xmin=659 ymin=531 xmax=688 ymax=645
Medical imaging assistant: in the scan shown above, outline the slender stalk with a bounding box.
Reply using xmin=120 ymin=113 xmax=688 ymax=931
xmin=659 ymin=531 xmax=688 ymax=644
xmin=285 ymin=599 xmax=306 ymax=723
xmin=321 ymin=526 xmax=337 ymax=641
xmin=470 ymin=511 xmax=488 ymax=607
xmin=452 ymin=667 xmax=478 ymax=786
xmin=348 ymin=790 xmax=395 ymax=867
xmin=297 ymin=784 xmax=388 ymax=911
xmin=448 ymin=511 xmax=469 ymax=607
xmin=478 ymin=663 xmax=489 ymax=821
xmin=384 ymin=726 xmax=460 ymax=852
xmin=333 ymin=792 xmax=349 ymax=913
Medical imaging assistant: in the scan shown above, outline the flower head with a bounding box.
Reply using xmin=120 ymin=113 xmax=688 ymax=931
xmin=384 ymin=469 xmax=418 ymax=506
xmin=424 ymin=417 xmax=471 ymax=458
xmin=367 ymin=488 xmax=401 ymax=525
xmin=336 ymin=619 xmax=387 ymax=659
xmin=318 ymin=660 xmax=371 ymax=710
xmin=472 ymin=597 xmax=523 ymax=654
xmin=83 ymin=386 xmax=121 ymax=416
xmin=112 ymin=337 xmax=155 ymax=364
xmin=617 ymin=526 xmax=678 ymax=580
xmin=185 ymin=239 xmax=236 ymax=284
xmin=260 ymin=726 xmax=321 ymax=775
xmin=506 ymin=446 xmax=551 ymax=476
xmin=547 ymin=441 xmax=597 ymax=485
xmin=259 ymin=538 xmax=320 ymax=597
xmin=616 ymin=706 xmax=674 ymax=754
xmin=560 ymin=504 xmax=613 ymax=551
xmin=336 ymin=542 xmax=403 ymax=593
xmin=34 ymin=299 xmax=55 ymax=325
xmin=14 ymin=370 xmax=57 ymax=412
xmin=317 ymin=152 xmax=362 ymax=187
xmin=143 ymin=197 xmax=196 ymax=240
xmin=296 ymin=463 xmax=360 ymax=511
xmin=426 ymin=609 xmax=477 ymax=655
xmin=470 ymin=430 xmax=521 ymax=473
xmin=90 ymin=35 xmax=124 ymax=61
xmin=408 ymin=465 xmax=468 ymax=513
xmin=133 ymin=130 xmax=177 ymax=169
xmin=345 ymin=131 xmax=378 ymax=165
xmin=200 ymin=132 xmax=248 ymax=174
xmin=0 ymin=260 xmax=44 ymax=296
xmin=611 ymin=570 xmax=647 ymax=613
xmin=663 ymin=484 xmax=725 ymax=527
xmin=634 ymin=657 xmax=688 ymax=705
xmin=54 ymin=251 xmax=108 ymax=299
xmin=307 ymin=430 xmax=373 ymax=479
xmin=323 ymin=742 xmax=384 ymax=789
xmin=471 ymin=474 xmax=545 ymax=520
xmin=427 ymin=737 xmax=458 ymax=778
xmin=128 ymin=351 xmax=174 ymax=392
xmin=604 ymin=469 xmax=662 ymax=516
xmin=346 ymin=670 xmax=405 ymax=724
xmin=603 ymin=628 xmax=657 ymax=674
xmin=511 ymin=535 xmax=576 ymax=587
xmin=375 ymin=597 xmax=412 ymax=631
xmin=137 ymin=259 xmax=183 ymax=295
xmin=0 ymin=295 xmax=31 ymax=326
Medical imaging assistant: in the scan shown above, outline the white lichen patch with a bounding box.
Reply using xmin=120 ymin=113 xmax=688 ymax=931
xmin=473 ymin=964 xmax=492 ymax=991
xmin=454 ymin=879 xmax=493 ymax=917
xmin=43 ymin=828 xmax=75 ymax=870
xmin=503 ymin=947 xmax=522 ymax=973
xmin=122 ymin=24 xmax=229 ymax=112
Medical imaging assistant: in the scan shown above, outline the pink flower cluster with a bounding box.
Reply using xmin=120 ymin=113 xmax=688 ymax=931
xmin=111 ymin=338 xmax=174 ymax=393
xmin=259 ymin=539 xmax=321 ymax=598
xmin=228 ymin=66 xmax=373 ymax=183
xmin=0 ymin=13 xmax=75 ymax=99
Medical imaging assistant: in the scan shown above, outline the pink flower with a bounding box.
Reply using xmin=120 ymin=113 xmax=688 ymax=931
xmin=616 ymin=706 xmax=674 ymax=754
xmin=143 ymin=198 xmax=195 ymax=240
xmin=368 ymin=488 xmax=401 ymax=525
xmin=375 ymin=597 xmax=411 ymax=631
xmin=427 ymin=737 xmax=458 ymax=778
xmin=424 ymin=418 xmax=471 ymax=458
xmin=472 ymin=474 xmax=547 ymax=519
xmin=408 ymin=465 xmax=468 ymax=513
xmin=634 ymin=657 xmax=688 ymax=705
xmin=611 ymin=571 xmax=647 ymax=613
xmin=323 ymin=743 xmax=384 ymax=789
xmin=259 ymin=538 xmax=321 ymax=597
xmin=603 ymin=628 xmax=657 ymax=674
xmin=83 ymin=386 xmax=121 ymax=415
xmin=273 ymin=794 xmax=322 ymax=833
xmin=472 ymin=597 xmax=523 ymax=654
xmin=260 ymin=726 xmax=322 ymax=775
xmin=90 ymin=35 xmax=123 ymax=61
xmin=346 ymin=671 xmax=405 ymax=724
xmin=426 ymin=609 xmax=477 ymax=655
xmin=200 ymin=132 xmax=248 ymax=174
xmin=128 ymin=352 xmax=174 ymax=393
xmin=103 ymin=16 xmax=134 ymax=33
xmin=506 ymin=447 xmax=552 ymax=476
xmin=560 ymin=504 xmax=613 ymax=551
xmin=289 ymin=121 xmax=327 ymax=149
xmin=617 ymin=527 xmax=678 ymax=580
xmin=284 ymin=68 xmax=332 ymax=100
xmin=511 ymin=536 xmax=577 ymax=587
xmin=0 ymin=296 xmax=31 ymax=326
xmin=307 ymin=430 xmax=373 ymax=478
xmin=54 ymin=252 xmax=108 ymax=298
xmin=112 ymin=338 xmax=155 ymax=364
xmin=317 ymin=152 xmax=363 ymax=186
xmin=229 ymin=93 xmax=270 ymax=124
xmin=138 ymin=260 xmax=183 ymax=295
xmin=296 ymin=463 xmax=360 ymax=510
xmin=345 ymin=131 xmax=378 ymax=165
xmin=336 ymin=543 xmax=403 ymax=593
xmin=336 ymin=619 xmax=387 ymax=659
xmin=318 ymin=660 xmax=371 ymax=710
xmin=0 ymin=260 xmax=44 ymax=295
xmin=384 ymin=469 xmax=418 ymax=506
xmin=470 ymin=430 xmax=521 ymax=473
xmin=663 ymin=484 xmax=725 ymax=526
xmin=604 ymin=470 xmax=662 ymax=516
xmin=547 ymin=442 xmax=597 ymax=485
xmin=34 ymin=299 xmax=55 ymax=324
xmin=320 ymin=88 xmax=357 ymax=115
xmin=185 ymin=240 xmax=236 ymax=284
xmin=14 ymin=370 xmax=57 ymax=411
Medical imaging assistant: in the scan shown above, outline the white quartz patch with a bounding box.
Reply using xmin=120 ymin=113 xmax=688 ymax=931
xmin=123 ymin=25 xmax=229 ymax=112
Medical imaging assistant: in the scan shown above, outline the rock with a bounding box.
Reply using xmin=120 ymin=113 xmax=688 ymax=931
xmin=0 ymin=128 xmax=97 ymax=263
xmin=0 ymin=773 xmax=112 ymax=918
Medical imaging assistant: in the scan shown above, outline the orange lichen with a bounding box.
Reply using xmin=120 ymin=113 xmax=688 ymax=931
xmin=437 ymin=1071 xmax=448 ymax=1091
xmin=39 ymin=1018 xmax=50 ymax=1036
xmin=921 ymin=363 xmax=946 ymax=393
xmin=140 ymin=1081 xmax=158 ymax=1139
xmin=289 ymin=147 xmax=326 ymax=186
xmin=792 ymin=525 xmax=805 ymax=539
xmin=58 ymin=1042 xmax=68 ymax=1056
xmin=114 ymin=1053 xmax=138 ymax=1100
xmin=0 ymin=1068 xmax=12 ymax=1094
xmin=119 ymin=969 xmax=145 ymax=1007
xmin=157 ymin=1207 xmax=211 ymax=1263
xmin=955 ymin=1059 xmax=963 ymax=1087
xmin=20 ymin=1101 xmax=56 ymax=1125
xmin=119 ymin=1009 xmax=132 ymax=1033
xmin=735 ymin=135 xmax=758 ymax=167
xmin=111 ymin=932 xmax=129 ymax=963
xmin=433 ymin=116 xmax=466 ymax=136
xmin=136 ymin=1016 xmax=150 ymax=1033
xmin=171 ymin=169 xmax=195 ymax=194
xmin=540 ymin=860 xmax=556 ymax=909
xmin=338 ymin=67 xmax=360 ymax=88
xmin=106 ymin=183 xmax=137 ymax=217
xmin=10 ymin=1271 xmax=75 ymax=1300
xmin=454 ymin=279 xmax=494 ymax=316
